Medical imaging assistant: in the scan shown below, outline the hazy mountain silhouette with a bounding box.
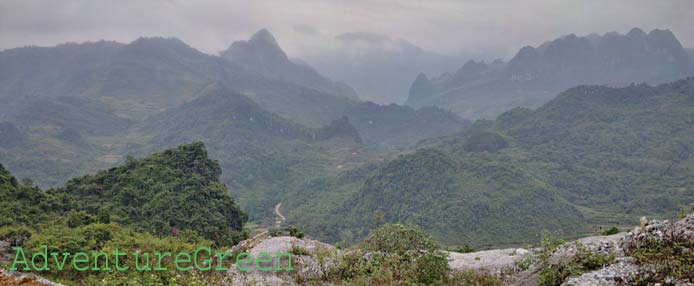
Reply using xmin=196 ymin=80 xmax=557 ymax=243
xmin=408 ymin=28 xmax=693 ymax=119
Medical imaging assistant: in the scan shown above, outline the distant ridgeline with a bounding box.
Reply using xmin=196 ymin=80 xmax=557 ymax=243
xmin=1 ymin=27 xmax=693 ymax=250
xmin=0 ymin=29 xmax=466 ymax=196
xmin=0 ymin=142 xmax=247 ymax=246
xmin=285 ymin=77 xmax=694 ymax=248
xmin=408 ymin=28 xmax=693 ymax=119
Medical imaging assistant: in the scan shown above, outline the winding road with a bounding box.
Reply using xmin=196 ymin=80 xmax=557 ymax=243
xmin=251 ymin=202 xmax=286 ymax=239
xmin=274 ymin=202 xmax=286 ymax=227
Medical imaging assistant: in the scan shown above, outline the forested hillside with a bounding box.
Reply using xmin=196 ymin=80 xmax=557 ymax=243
xmin=284 ymin=77 xmax=694 ymax=247
xmin=0 ymin=143 xmax=249 ymax=284
xmin=132 ymin=85 xmax=370 ymax=220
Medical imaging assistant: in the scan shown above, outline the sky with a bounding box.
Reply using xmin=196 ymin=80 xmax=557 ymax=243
xmin=1 ymin=0 xmax=693 ymax=60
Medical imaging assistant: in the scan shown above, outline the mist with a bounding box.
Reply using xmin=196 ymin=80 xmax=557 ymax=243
xmin=2 ymin=0 xmax=693 ymax=60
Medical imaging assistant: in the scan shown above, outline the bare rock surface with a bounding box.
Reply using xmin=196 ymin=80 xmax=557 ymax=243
xmin=0 ymin=269 xmax=64 ymax=286
xmin=550 ymin=233 xmax=625 ymax=265
xmin=564 ymin=214 xmax=694 ymax=286
xmin=225 ymin=236 xmax=338 ymax=286
xmin=447 ymin=248 xmax=530 ymax=273
xmin=561 ymin=258 xmax=640 ymax=286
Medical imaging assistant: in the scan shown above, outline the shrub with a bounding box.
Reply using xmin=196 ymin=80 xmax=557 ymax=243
xmin=455 ymin=243 xmax=476 ymax=253
xmin=630 ymin=238 xmax=694 ymax=283
xmin=601 ymin=227 xmax=620 ymax=236
xmin=287 ymin=226 xmax=305 ymax=238
xmin=449 ymin=270 xmax=502 ymax=286
xmin=331 ymin=224 xmax=450 ymax=285
xmin=539 ymin=241 xmax=615 ymax=286
xmin=0 ymin=225 xmax=32 ymax=246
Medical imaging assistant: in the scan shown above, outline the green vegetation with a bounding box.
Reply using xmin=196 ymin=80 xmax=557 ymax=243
xmin=0 ymin=164 xmax=48 ymax=227
xmin=330 ymin=224 xmax=450 ymax=285
xmin=344 ymin=102 xmax=467 ymax=149
xmin=448 ymin=270 xmax=502 ymax=286
xmin=530 ymin=233 xmax=615 ymax=286
xmin=286 ymin=78 xmax=694 ymax=248
xmin=133 ymin=86 xmax=368 ymax=222
xmin=286 ymin=147 xmax=585 ymax=247
xmin=600 ymin=227 xmax=620 ymax=236
xmin=629 ymin=238 xmax=694 ymax=283
xmin=47 ymin=142 xmax=247 ymax=246
xmin=0 ymin=143 xmax=248 ymax=285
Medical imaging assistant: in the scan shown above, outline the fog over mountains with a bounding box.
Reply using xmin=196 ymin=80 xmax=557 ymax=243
xmin=408 ymin=28 xmax=693 ymax=119
xmin=301 ymin=32 xmax=465 ymax=104
xmin=2 ymin=0 xmax=694 ymax=284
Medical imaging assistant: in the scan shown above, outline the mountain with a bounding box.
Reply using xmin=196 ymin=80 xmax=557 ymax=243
xmin=688 ymin=48 xmax=694 ymax=72
xmin=0 ymin=41 xmax=124 ymax=121
xmin=344 ymin=102 xmax=469 ymax=149
xmin=0 ymin=37 xmax=355 ymax=127
xmin=283 ymin=77 xmax=694 ymax=248
xmin=221 ymin=29 xmax=358 ymax=100
xmin=408 ymin=28 xmax=693 ymax=119
xmin=133 ymin=85 xmax=368 ymax=220
xmin=16 ymin=96 xmax=134 ymax=136
xmin=0 ymin=36 xmax=362 ymax=189
xmin=46 ymin=142 xmax=247 ymax=244
xmin=490 ymin=79 xmax=694 ymax=213
xmin=285 ymin=147 xmax=585 ymax=247
xmin=304 ymin=32 xmax=464 ymax=104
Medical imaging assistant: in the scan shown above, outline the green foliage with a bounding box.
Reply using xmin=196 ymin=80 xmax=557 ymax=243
xmin=463 ymin=129 xmax=509 ymax=153
xmin=0 ymin=225 xmax=32 ymax=246
xmin=537 ymin=234 xmax=615 ymax=286
xmin=18 ymin=220 xmax=223 ymax=284
xmin=331 ymin=224 xmax=450 ymax=285
xmin=600 ymin=227 xmax=620 ymax=236
xmin=66 ymin=211 xmax=96 ymax=228
xmin=47 ymin=142 xmax=247 ymax=246
xmin=288 ymin=147 xmax=585 ymax=248
xmin=630 ymin=238 xmax=694 ymax=283
xmin=287 ymin=226 xmax=305 ymax=239
xmin=290 ymin=245 xmax=310 ymax=256
xmin=344 ymin=102 xmax=466 ymax=149
xmin=0 ymin=163 xmax=49 ymax=227
xmin=454 ymin=244 xmax=476 ymax=254
xmin=448 ymin=270 xmax=502 ymax=286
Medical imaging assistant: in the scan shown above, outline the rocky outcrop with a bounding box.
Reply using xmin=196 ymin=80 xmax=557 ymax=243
xmin=561 ymin=258 xmax=640 ymax=286
xmin=223 ymin=214 xmax=694 ymax=285
xmin=448 ymin=248 xmax=530 ymax=274
xmin=225 ymin=236 xmax=338 ymax=286
xmin=0 ymin=269 xmax=64 ymax=286
xmin=561 ymin=214 xmax=694 ymax=286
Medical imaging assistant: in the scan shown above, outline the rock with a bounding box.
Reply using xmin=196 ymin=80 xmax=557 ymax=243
xmin=448 ymin=248 xmax=531 ymax=273
xmin=550 ymin=233 xmax=625 ymax=265
xmin=561 ymin=257 xmax=640 ymax=286
xmin=0 ymin=269 xmax=64 ymax=286
xmin=622 ymin=214 xmax=694 ymax=253
xmin=225 ymin=236 xmax=338 ymax=286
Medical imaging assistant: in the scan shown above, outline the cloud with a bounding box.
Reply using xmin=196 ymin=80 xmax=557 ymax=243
xmin=1 ymin=0 xmax=692 ymax=60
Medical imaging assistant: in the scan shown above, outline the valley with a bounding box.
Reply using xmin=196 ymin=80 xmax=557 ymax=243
xmin=0 ymin=2 xmax=693 ymax=283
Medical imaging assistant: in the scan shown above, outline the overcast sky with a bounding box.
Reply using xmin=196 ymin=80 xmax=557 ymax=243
xmin=1 ymin=0 xmax=693 ymax=59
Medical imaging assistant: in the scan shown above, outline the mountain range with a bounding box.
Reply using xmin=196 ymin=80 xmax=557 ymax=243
xmin=407 ymin=28 xmax=693 ymax=119
xmin=1 ymin=26 xmax=693 ymax=251
xmin=285 ymin=77 xmax=694 ymax=247
xmin=0 ymin=29 xmax=467 ymax=222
